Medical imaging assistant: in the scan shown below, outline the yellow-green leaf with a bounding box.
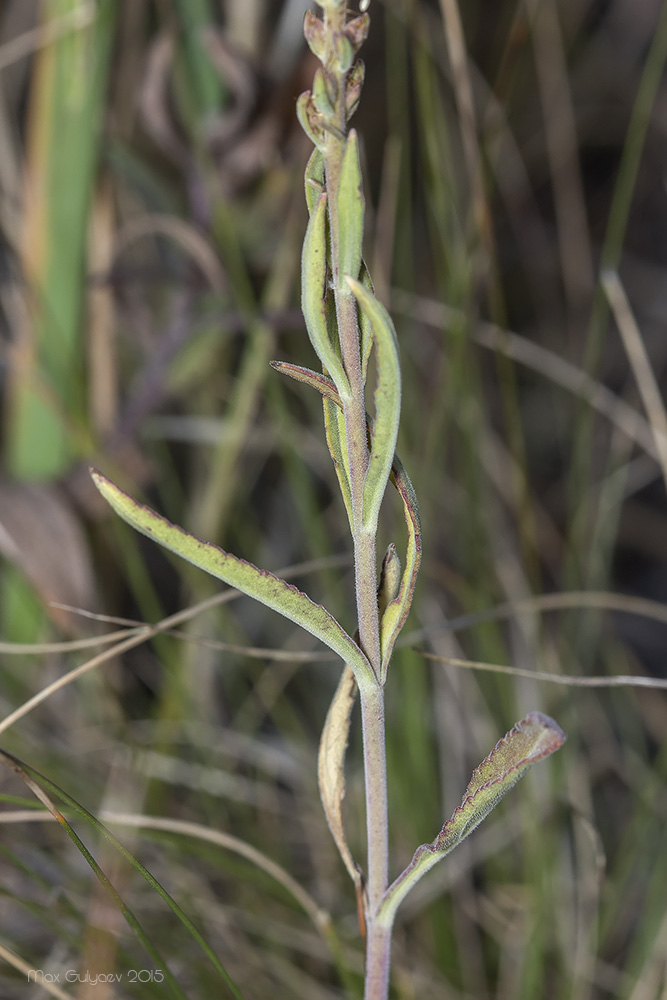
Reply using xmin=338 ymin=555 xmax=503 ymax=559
xmin=380 ymin=455 xmax=421 ymax=678
xmin=336 ymin=130 xmax=364 ymax=289
xmin=378 ymin=712 xmax=566 ymax=925
xmin=90 ymin=470 xmax=375 ymax=688
xmin=346 ymin=277 xmax=401 ymax=533
xmin=304 ymin=148 xmax=325 ymax=216
xmin=323 ymin=396 xmax=354 ymax=533
xmin=302 ymin=193 xmax=350 ymax=398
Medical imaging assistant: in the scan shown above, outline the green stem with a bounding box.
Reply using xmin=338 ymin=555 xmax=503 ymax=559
xmin=363 ymin=918 xmax=392 ymax=1000
xmin=321 ymin=6 xmax=382 ymax=675
xmin=353 ymin=526 xmax=381 ymax=673
xmin=359 ymin=680 xmax=391 ymax=1000
xmin=318 ymin=6 xmax=391 ymax=995
xmin=359 ymin=680 xmax=389 ymax=906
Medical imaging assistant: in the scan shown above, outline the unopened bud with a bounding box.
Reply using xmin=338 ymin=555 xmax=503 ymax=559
xmin=345 ymin=14 xmax=370 ymax=54
xmin=345 ymin=60 xmax=365 ymax=119
xmin=304 ymin=11 xmax=326 ymax=62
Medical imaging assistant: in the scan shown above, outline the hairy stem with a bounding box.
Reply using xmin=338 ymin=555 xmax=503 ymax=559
xmin=359 ymin=681 xmax=389 ymax=913
xmin=321 ymin=6 xmax=381 ymax=674
xmin=363 ymin=917 xmax=392 ymax=1000
xmin=316 ymin=5 xmax=391 ymax=995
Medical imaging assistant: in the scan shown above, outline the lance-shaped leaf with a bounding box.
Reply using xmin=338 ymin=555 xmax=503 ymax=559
xmin=323 ymin=395 xmax=354 ymax=532
xmin=304 ymin=148 xmax=325 ymax=217
xmin=380 ymin=455 xmax=421 ymax=680
xmin=303 ymin=10 xmax=326 ymax=62
xmin=377 ymin=543 xmax=401 ymax=617
xmin=317 ymin=664 xmax=360 ymax=885
xmin=302 ymin=193 xmax=351 ymax=399
xmin=346 ymin=277 xmax=401 ymax=534
xmin=269 ymin=360 xmax=341 ymax=406
xmin=336 ymin=130 xmax=364 ymax=290
xmin=90 ymin=470 xmax=375 ymax=689
xmin=269 ymin=359 xmax=354 ymax=531
xmin=345 ymin=60 xmax=365 ymax=120
xmin=377 ymin=712 xmax=566 ymax=926
xmin=358 ymin=261 xmax=374 ymax=382
xmin=312 ymin=67 xmax=335 ymax=118
xmin=296 ymin=91 xmax=326 ymax=151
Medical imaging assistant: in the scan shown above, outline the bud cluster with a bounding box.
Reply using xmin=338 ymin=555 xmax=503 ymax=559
xmin=297 ymin=6 xmax=370 ymax=149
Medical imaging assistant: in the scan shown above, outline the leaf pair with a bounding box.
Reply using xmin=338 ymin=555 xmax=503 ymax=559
xmin=301 ymin=131 xmax=402 ymax=545
xmin=270 ymin=365 xmax=420 ymax=677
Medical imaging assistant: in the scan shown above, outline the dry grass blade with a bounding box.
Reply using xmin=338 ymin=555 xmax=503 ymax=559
xmin=0 ymin=2 xmax=95 ymax=72
xmin=524 ymin=0 xmax=593 ymax=311
xmin=0 ymin=628 xmax=140 ymax=655
xmin=114 ymin=214 xmax=227 ymax=292
xmin=419 ymin=650 xmax=667 ymax=689
xmin=0 ymin=941 xmax=72 ymax=1000
xmin=437 ymin=0 xmax=489 ymax=256
xmin=405 ymin=589 xmax=667 ymax=643
xmin=602 ymin=269 xmax=667 ymax=492
xmin=0 ymin=555 xmax=349 ymax=735
xmin=392 ymin=291 xmax=665 ymax=460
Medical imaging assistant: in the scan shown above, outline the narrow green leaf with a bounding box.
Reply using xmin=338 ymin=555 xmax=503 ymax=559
xmin=359 ymin=261 xmax=375 ymax=381
xmin=378 ymin=713 xmax=566 ymax=925
xmin=269 ymin=360 xmax=341 ymax=405
xmin=90 ymin=470 xmax=375 ymax=688
xmin=312 ymin=67 xmax=335 ymax=118
xmin=336 ymin=130 xmax=364 ymax=288
xmin=346 ymin=277 xmax=401 ymax=533
xmin=323 ymin=396 xmax=355 ymax=532
xmin=304 ymin=148 xmax=325 ymax=216
xmin=302 ymin=193 xmax=351 ymax=397
xmin=439 ymin=712 xmax=565 ymax=846
xmin=380 ymin=455 xmax=422 ymax=679
xmin=377 ymin=544 xmax=401 ymax=618
xmin=269 ymin=360 xmax=354 ymax=531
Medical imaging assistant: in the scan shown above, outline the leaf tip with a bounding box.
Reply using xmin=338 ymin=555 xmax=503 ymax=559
xmin=89 ymin=466 xmax=108 ymax=493
xmin=515 ymin=711 xmax=567 ymax=758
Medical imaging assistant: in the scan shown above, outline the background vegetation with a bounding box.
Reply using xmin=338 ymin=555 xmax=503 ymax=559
xmin=1 ymin=0 xmax=666 ymax=997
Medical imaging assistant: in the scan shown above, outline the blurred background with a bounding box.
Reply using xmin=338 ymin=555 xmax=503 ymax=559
xmin=1 ymin=0 xmax=666 ymax=997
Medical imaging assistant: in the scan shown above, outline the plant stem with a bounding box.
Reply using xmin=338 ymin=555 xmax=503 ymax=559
xmin=320 ymin=7 xmax=382 ymax=675
xmin=319 ymin=5 xmax=391 ymax=994
xmin=359 ymin=680 xmax=389 ymax=911
xmin=363 ymin=916 xmax=392 ymax=1000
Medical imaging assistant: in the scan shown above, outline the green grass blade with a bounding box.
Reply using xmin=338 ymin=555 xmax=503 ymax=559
xmin=7 ymin=0 xmax=117 ymax=479
xmin=0 ymin=750 xmax=234 ymax=999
